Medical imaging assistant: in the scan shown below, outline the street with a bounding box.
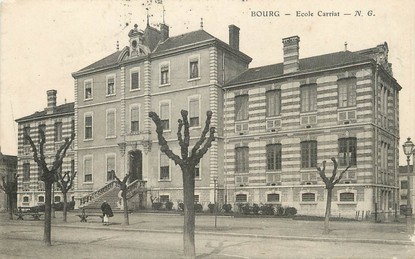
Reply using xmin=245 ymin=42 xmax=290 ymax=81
xmin=1 ymin=219 xmax=414 ymax=259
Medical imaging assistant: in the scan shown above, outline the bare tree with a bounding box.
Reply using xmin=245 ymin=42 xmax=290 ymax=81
xmin=24 ymin=126 xmax=74 ymax=245
xmin=149 ymin=110 xmax=215 ymax=259
xmin=113 ymin=170 xmax=130 ymax=225
xmin=55 ymin=170 xmax=77 ymax=222
xmin=0 ymin=173 xmax=17 ymax=220
xmin=316 ymin=157 xmax=350 ymax=234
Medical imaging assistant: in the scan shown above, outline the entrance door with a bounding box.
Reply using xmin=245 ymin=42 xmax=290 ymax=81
xmin=129 ymin=150 xmax=143 ymax=182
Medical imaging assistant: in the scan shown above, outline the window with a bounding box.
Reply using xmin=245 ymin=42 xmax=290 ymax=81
xmin=188 ymin=97 xmax=200 ymax=127
xmin=39 ymin=124 xmax=46 ymax=135
xmin=194 ymin=195 xmax=200 ymax=203
xmin=54 ymin=122 xmax=62 ymax=142
xmin=160 ymin=102 xmax=170 ymax=131
xmin=267 ymin=193 xmax=280 ymax=202
xmin=266 ymin=90 xmax=281 ymax=117
xmin=300 ymin=84 xmax=317 ymax=112
xmin=84 ymin=80 xmax=93 ymax=100
xmin=84 ymin=156 xmax=92 ymax=182
xmin=338 ymin=138 xmax=357 ymax=166
xmin=338 ymin=78 xmax=356 ymax=108
xmin=301 ymin=193 xmax=316 ymax=202
xmin=339 ymin=192 xmax=355 ymax=202
xmin=23 ymin=126 xmax=30 ymax=145
xmin=301 ymin=141 xmax=317 ymax=168
xmin=160 ymin=195 xmax=170 ymax=203
xmin=235 ymin=95 xmax=248 ymax=121
xmin=235 ymin=147 xmax=249 ymax=173
xmin=54 ymin=196 xmax=61 ymax=203
xmin=106 ymin=154 xmax=116 ymax=181
xmin=23 ymin=196 xmax=29 ymax=203
xmin=160 ymin=63 xmax=170 ymax=85
xmin=38 ymin=196 xmax=44 ymax=203
xmin=106 ymin=75 xmax=116 ymax=96
xmin=266 ymin=144 xmax=282 ymax=171
xmin=23 ymin=163 xmax=30 ymax=182
xmin=401 ymin=180 xmax=408 ymax=190
xmin=130 ymin=68 xmax=140 ymax=90
xmin=130 ymin=105 xmax=140 ymax=133
xmin=189 ymin=56 xmax=200 ymax=79
xmin=84 ymin=114 xmax=93 ymax=140
xmin=235 ymin=194 xmax=247 ymax=203
xmin=106 ymin=109 xmax=116 ymax=138
xmin=160 ymin=153 xmax=170 ymax=180
xmin=194 ymin=163 xmax=200 ymax=179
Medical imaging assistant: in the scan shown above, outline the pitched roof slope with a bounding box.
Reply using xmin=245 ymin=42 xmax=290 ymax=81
xmin=16 ymin=102 xmax=74 ymax=122
xmin=77 ymin=51 xmax=122 ymax=73
xmin=154 ymin=30 xmax=215 ymax=52
xmin=226 ymin=51 xmax=373 ymax=86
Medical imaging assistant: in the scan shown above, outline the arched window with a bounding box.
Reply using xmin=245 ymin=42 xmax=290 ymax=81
xmin=235 ymin=194 xmax=247 ymax=203
xmin=301 ymin=193 xmax=316 ymax=202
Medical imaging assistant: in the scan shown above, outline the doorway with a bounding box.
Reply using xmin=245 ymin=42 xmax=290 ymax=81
xmin=129 ymin=150 xmax=143 ymax=182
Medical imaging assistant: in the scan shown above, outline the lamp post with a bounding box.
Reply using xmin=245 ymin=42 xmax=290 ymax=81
xmin=213 ymin=177 xmax=218 ymax=228
xmin=402 ymin=137 xmax=414 ymax=233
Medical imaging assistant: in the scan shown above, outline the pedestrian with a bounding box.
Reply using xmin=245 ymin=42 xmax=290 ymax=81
xmin=101 ymin=200 xmax=113 ymax=226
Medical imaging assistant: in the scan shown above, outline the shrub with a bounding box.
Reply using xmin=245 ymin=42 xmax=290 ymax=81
xmin=275 ymin=205 xmax=284 ymax=216
xmin=53 ymin=202 xmax=64 ymax=211
xmin=165 ymin=201 xmax=173 ymax=210
xmin=261 ymin=204 xmax=275 ymax=215
xmin=284 ymin=206 xmax=297 ymax=216
xmin=208 ymin=203 xmax=215 ymax=213
xmin=178 ymin=202 xmax=184 ymax=211
xmin=241 ymin=203 xmax=251 ymax=215
xmin=252 ymin=203 xmax=260 ymax=215
xmin=222 ymin=204 xmax=232 ymax=213
xmin=195 ymin=203 xmax=203 ymax=212
xmin=152 ymin=202 xmax=162 ymax=210
xmin=68 ymin=201 xmax=75 ymax=210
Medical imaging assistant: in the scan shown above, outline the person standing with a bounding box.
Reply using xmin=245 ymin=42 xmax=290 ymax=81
xmin=100 ymin=200 xmax=113 ymax=226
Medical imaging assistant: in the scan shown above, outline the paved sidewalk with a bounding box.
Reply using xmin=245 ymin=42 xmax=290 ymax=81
xmin=1 ymin=211 xmax=414 ymax=245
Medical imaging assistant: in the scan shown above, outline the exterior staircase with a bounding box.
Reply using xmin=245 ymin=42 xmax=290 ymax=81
xmin=79 ymin=179 xmax=146 ymax=211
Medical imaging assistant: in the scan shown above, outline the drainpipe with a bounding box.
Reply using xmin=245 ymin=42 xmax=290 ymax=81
xmin=374 ymin=65 xmax=379 ymax=221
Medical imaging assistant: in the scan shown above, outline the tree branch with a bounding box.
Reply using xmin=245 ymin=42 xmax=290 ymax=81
xmin=149 ymin=111 xmax=183 ymax=166
xmin=333 ymin=165 xmax=351 ymax=185
xmin=191 ymin=111 xmax=213 ymax=156
xmin=329 ymin=157 xmax=338 ymax=183
xmin=317 ymin=160 xmax=330 ymax=185
xmin=194 ymin=127 xmax=216 ymax=161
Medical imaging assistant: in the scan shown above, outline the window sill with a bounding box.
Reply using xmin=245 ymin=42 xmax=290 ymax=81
xmin=195 ymin=178 xmax=201 ymax=181
xmin=300 ymin=111 xmax=317 ymax=115
xmin=83 ymin=182 xmax=94 ymax=185
xmin=159 ymin=83 xmax=171 ymax=87
xmin=190 ymin=126 xmax=201 ymax=130
xmin=266 ymin=115 xmax=282 ymax=119
xmin=266 ymin=170 xmax=282 ymax=173
xmin=163 ymin=130 xmax=172 ymax=133
xmin=337 ymin=106 xmax=356 ymax=111
xmin=337 ymin=201 xmax=357 ymax=205
xmin=106 ymin=136 xmax=116 ymax=139
xmin=187 ymin=77 xmax=200 ymax=82
xmin=130 ymin=88 xmax=141 ymax=92
xmin=83 ymin=138 xmax=94 ymax=142
xmin=300 ymin=168 xmax=317 ymax=172
xmin=84 ymin=98 xmax=93 ymax=101
xmin=106 ymin=94 xmax=116 ymax=97
xmin=158 ymin=179 xmax=171 ymax=182
xmin=300 ymin=202 xmax=317 ymax=205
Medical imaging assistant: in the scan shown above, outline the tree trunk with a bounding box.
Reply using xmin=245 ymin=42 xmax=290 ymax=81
xmin=8 ymin=194 xmax=13 ymax=220
xmin=63 ymin=191 xmax=67 ymax=222
xmin=122 ymin=189 xmax=129 ymax=225
xmin=44 ymin=181 xmax=52 ymax=245
xmin=182 ymin=167 xmax=195 ymax=259
xmin=324 ymin=187 xmax=333 ymax=234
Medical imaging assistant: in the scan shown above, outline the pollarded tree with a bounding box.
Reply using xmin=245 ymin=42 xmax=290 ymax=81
xmin=24 ymin=126 xmax=74 ymax=245
xmin=112 ymin=170 xmax=130 ymax=225
xmin=55 ymin=170 xmax=77 ymax=222
xmin=149 ymin=110 xmax=215 ymax=259
xmin=316 ymin=157 xmax=350 ymax=234
xmin=0 ymin=173 xmax=17 ymax=220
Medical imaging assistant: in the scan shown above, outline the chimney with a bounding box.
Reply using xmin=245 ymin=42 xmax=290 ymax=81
xmin=46 ymin=89 xmax=57 ymax=114
xmin=160 ymin=23 xmax=169 ymax=42
xmin=282 ymin=36 xmax=300 ymax=74
xmin=228 ymin=24 xmax=240 ymax=50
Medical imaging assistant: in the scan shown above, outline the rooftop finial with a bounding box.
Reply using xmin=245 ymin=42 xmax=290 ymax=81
xmin=200 ymin=18 xmax=203 ymax=30
xmin=146 ymin=8 xmax=150 ymax=26
xmin=344 ymin=41 xmax=348 ymax=51
xmin=116 ymin=41 xmax=119 ymax=51
xmin=162 ymin=5 xmax=166 ymax=24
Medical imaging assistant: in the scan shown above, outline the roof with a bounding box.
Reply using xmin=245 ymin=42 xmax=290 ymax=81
xmin=226 ymin=50 xmax=373 ymax=86
xmin=74 ymin=28 xmax=250 ymax=76
xmin=16 ymin=102 xmax=74 ymax=123
xmin=154 ymin=30 xmax=215 ymax=52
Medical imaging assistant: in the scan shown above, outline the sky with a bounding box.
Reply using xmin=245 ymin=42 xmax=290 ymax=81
xmin=1 ymin=0 xmax=414 ymax=164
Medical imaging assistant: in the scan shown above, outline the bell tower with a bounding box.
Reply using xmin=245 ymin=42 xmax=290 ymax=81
xmin=128 ymin=24 xmax=146 ymax=57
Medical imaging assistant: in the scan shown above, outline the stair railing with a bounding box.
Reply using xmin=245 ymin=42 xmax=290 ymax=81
xmin=126 ymin=179 xmax=147 ymax=199
xmin=80 ymin=180 xmax=120 ymax=206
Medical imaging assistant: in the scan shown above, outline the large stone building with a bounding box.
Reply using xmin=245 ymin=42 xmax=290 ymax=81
xmin=223 ymin=36 xmax=401 ymax=217
xmin=0 ymin=150 xmax=17 ymax=211
xmin=15 ymin=91 xmax=75 ymax=208
xmin=71 ymin=23 xmax=251 ymax=209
